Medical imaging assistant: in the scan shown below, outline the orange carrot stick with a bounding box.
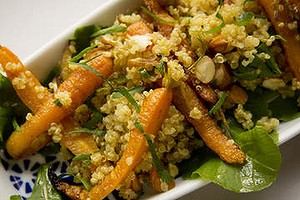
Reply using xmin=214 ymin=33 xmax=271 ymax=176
xmin=5 ymin=55 xmax=113 ymax=159
xmin=87 ymin=87 xmax=172 ymax=200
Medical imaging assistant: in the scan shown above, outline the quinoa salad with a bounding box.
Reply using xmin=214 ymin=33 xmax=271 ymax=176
xmin=1 ymin=0 xmax=300 ymax=199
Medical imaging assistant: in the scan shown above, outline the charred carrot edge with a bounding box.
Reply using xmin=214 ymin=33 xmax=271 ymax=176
xmin=5 ymin=54 xmax=113 ymax=159
xmin=172 ymin=81 xmax=246 ymax=164
xmin=87 ymin=88 xmax=173 ymax=200
xmin=257 ymin=0 xmax=300 ymax=80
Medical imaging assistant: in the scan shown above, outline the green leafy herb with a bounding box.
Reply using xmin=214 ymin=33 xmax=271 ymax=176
xmin=202 ymin=13 xmax=225 ymax=34
xmin=73 ymin=154 xmax=91 ymax=167
xmin=70 ymin=44 xmax=98 ymax=63
xmin=70 ymin=25 xmax=101 ymax=53
xmin=112 ymin=86 xmax=145 ymax=98
xmin=73 ymin=153 xmax=91 ymax=161
xmin=140 ymin=68 xmax=152 ymax=79
xmin=53 ymin=99 xmax=63 ymax=107
xmin=76 ymin=176 xmax=92 ymax=190
xmin=145 ymin=133 xmax=174 ymax=184
xmin=233 ymin=43 xmax=281 ymax=80
xmin=83 ymin=109 xmax=103 ymax=129
xmin=67 ymin=127 xmax=105 ymax=137
xmin=27 ymin=164 xmax=62 ymax=200
xmin=219 ymin=0 xmax=223 ymax=6
xmin=209 ymin=91 xmax=228 ymax=115
xmin=140 ymin=6 xmax=175 ymax=25
xmin=90 ymin=25 xmax=127 ymax=38
xmin=117 ymin=87 xmax=141 ymax=113
xmin=12 ymin=117 xmax=21 ymax=131
xmin=237 ymin=12 xmax=254 ymax=26
xmin=157 ymin=54 xmax=166 ymax=76
xmin=134 ymin=120 xmax=174 ymax=184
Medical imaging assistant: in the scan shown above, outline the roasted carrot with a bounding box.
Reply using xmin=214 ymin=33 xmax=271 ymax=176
xmin=257 ymin=0 xmax=300 ymax=80
xmin=5 ymin=55 xmax=113 ymax=159
xmin=172 ymin=81 xmax=246 ymax=164
xmin=126 ymin=21 xmax=153 ymax=36
xmin=60 ymin=118 xmax=99 ymax=155
xmin=0 ymin=46 xmax=52 ymax=111
xmin=1 ymin=46 xmax=99 ymax=157
xmin=87 ymin=87 xmax=173 ymax=200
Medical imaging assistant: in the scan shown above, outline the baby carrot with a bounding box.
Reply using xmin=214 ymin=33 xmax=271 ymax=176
xmin=5 ymin=55 xmax=113 ymax=159
xmin=172 ymin=81 xmax=246 ymax=164
xmin=1 ymin=46 xmax=100 ymax=157
xmin=88 ymin=87 xmax=173 ymax=200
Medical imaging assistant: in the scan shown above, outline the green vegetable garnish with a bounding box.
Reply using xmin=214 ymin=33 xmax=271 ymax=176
xmin=67 ymin=127 xmax=105 ymax=137
xmin=202 ymin=13 xmax=225 ymax=34
xmin=90 ymin=25 xmax=127 ymax=38
xmin=209 ymin=91 xmax=228 ymax=115
xmin=27 ymin=164 xmax=62 ymax=200
xmin=237 ymin=12 xmax=254 ymax=26
xmin=70 ymin=25 xmax=101 ymax=53
xmin=134 ymin=120 xmax=174 ymax=184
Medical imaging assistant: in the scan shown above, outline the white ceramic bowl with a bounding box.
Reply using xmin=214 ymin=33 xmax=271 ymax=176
xmin=1 ymin=0 xmax=300 ymax=199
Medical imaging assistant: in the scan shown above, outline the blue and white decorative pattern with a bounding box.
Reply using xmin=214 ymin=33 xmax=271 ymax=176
xmin=0 ymin=150 xmax=67 ymax=199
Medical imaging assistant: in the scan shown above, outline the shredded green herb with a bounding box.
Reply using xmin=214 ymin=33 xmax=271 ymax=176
xmin=83 ymin=110 xmax=103 ymax=129
xmin=90 ymin=25 xmax=127 ymax=38
xmin=140 ymin=6 xmax=175 ymax=25
xmin=67 ymin=128 xmax=105 ymax=137
xmin=209 ymin=91 xmax=228 ymax=115
xmin=237 ymin=12 xmax=254 ymax=26
xmin=53 ymin=99 xmax=63 ymax=107
xmin=76 ymin=176 xmax=92 ymax=190
xmin=70 ymin=44 xmax=98 ymax=63
xmin=12 ymin=117 xmax=21 ymax=131
xmin=157 ymin=54 xmax=166 ymax=76
xmin=112 ymin=86 xmax=145 ymax=98
xmin=202 ymin=13 xmax=225 ymax=34
xmin=134 ymin=120 xmax=174 ymax=184
xmin=117 ymin=87 xmax=141 ymax=113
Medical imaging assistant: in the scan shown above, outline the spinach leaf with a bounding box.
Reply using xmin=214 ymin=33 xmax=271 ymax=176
xmin=233 ymin=43 xmax=281 ymax=80
xmin=27 ymin=164 xmax=62 ymax=200
xmin=244 ymin=88 xmax=271 ymax=122
xmin=190 ymin=126 xmax=281 ymax=192
xmin=244 ymin=88 xmax=300 ymax=122
xmin=268 ymin=92 xmax=300 ymax=121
